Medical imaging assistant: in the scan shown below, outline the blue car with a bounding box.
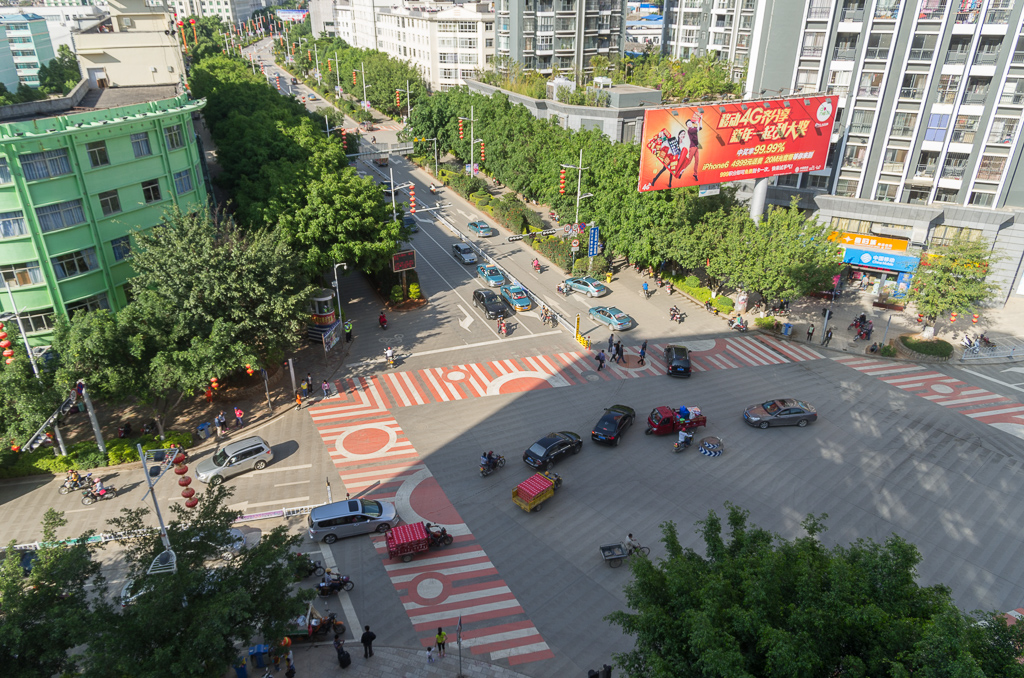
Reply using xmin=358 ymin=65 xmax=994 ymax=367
xmin=589 ymin=306 xmax=632 ymax=330
xmin=477 ymin=264 xmax=505 ymax=287
xmin=501 ymin=284 xmax=532 ymax=312
xmin=468 ymin=220 xmax=496 ymax=237
xmin=565 ymin=276 xmax=608 ymax=298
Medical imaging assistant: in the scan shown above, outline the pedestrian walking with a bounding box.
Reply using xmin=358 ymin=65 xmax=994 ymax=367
xmin=822 ymin=328 xmax=833 ymax=347
xmin=214 ymin=412 xmax=225 ymax=439
xmin=616 ymin=342 xmax=626 ymax=366
xmin=344 ymin=319 xmax=353 ymax=342
xmin=426 ymin=646 xmax=435 ymax=663
xmin=360 ymin=626 xmax=376 ymax=658
xmin=608 ymin=333 xmax=614 ymax=352
xmin=611 ymin=341 xmax=621 ymax=363
xmin=334 ymin=635 xmax=350 ymax=668
xmin=205 ymin=386 xmax=213 ymax=403
xmin=436 ymin=627 xmax=447 ymax=658
xmin=806 ymin=324 xmax=815 ymax=342
xmin=638 ymin=342 xmax=646 ymax=366
xmin=295 ymin=391 xmax=302 ymax=409
xmin=234 ymin=406 xmax=244 ymax=428
xmin=300 ymin=379 xmax=308 ymax=398
xmin=321 ymin=380 xmax=330 ymax=399
xmin=306 ymin=374 xmax=312 ymax=392
xmin=596 ymin=350 xmax=606 ymax=371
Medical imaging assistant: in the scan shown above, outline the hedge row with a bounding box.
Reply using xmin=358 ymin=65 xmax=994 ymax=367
xmin=673 ymin=275 xmax=735 ymax=313
xmin=0 ymin=430 xmax=195 ymax=479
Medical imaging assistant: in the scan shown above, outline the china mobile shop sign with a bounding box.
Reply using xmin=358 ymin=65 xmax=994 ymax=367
xmin=637 ymin=96 xmax=837 ymax=192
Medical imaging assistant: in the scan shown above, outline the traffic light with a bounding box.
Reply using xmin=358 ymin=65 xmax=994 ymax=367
xmin=396 ymin=89 xmax=401 ymax=108
xmin=559 ymin=168 xmax=566 ymax=194
xmin=458 ymin=119 xmax=464 ymax=139
xmin=480 ymin=141 xmax=485 ymax=162
xmin=353 ymin=70 xmax=357 ymax=86
xmin=410 ymin=186 xmax=416 ymax=214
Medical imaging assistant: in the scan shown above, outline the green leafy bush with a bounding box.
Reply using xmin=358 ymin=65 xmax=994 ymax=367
xmin=408 ymin=282 xmax=421 ymax=300
xmin=675 ymin=275 xmax=713 ymax=303
xmin=389 ymin=284 xmax=404 ymax=304
xmin=900 ymin=335 xmax=953 ymax=357
xmin=755 ymin=317 xmax=779 ymax=330
xmin=712 ymin=296 xmax=734 ymax=313
xmin=525 ymin=210 xmax=545 ymax=232
xmin=532 ymin=236 xmax=573 ymax=272
xmin=879 ymin=343 xmax=897 ymax=357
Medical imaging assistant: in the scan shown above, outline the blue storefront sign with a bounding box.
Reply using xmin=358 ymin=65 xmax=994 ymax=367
xmin=588 ymin=223 xmax=600 ymax=257
xmin=842 ymin=247 xmax=919 ymax=273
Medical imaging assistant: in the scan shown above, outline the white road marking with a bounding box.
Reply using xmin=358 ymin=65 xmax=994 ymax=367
xmin=319 ymin=541 xmax=361 ymax=633
xmin=63 ymin=507 xmax=96 ymax=514
xmin=960 ymin=369 xmax=1024 ymax=395
xmin=458 ymin=304 xmax=474 ymax=330
xmin=274 ymin=480 xmax=311 ymax=488
xmin=230 ymin=496 xmax=310 ymax=510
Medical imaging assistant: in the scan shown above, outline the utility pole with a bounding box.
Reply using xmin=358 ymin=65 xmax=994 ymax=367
xmin=360 ymin=61 xmax=369 ymax=110
xmin=458 ymin=106 xmax=477 ymax=176
xmin=560 ymin=148 xmax=593 ymax=224
xmin=405 ymin=78 xmax=411 ymax=121
xmin=314 ymin=44 xmax=321 ymax=86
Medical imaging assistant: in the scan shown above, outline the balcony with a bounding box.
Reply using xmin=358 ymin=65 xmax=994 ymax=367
xmin=945 ymin=51 xmax=968 ymax=64
xmin=873 ymin=5 xmax=899 ymax=19
xmin=963 ymin=91 xmax=989 ymax=104
xmin=858 ymin=85 xmax=880 ymax=96
xmin=833 ymin=47 xmax=857 ymax=60
xmin=827 ymin=85 xmax=850 ymax=96
xmin=850 ymin=122 xmax=873 ymax=134
xmin=955 ymin=10 xmax=979 ymax=24
xmin=914 ymin=164 xmax=937 ymax=178
xmin=1000 ymin=92 xmax=1024 ymax=104
xmin=1012 ymin=52 xmax=1024 ymax=64
xmin=974 ymin=51 xmax=1000 ymax=65
xmin=900 ymin=87 xmax=922 ymax=99
xmin=891 ymin=126 xmax=914 ymax=136
xmin=976 ymin=169 xmax=1004 ymax=181
xmin=801 ymin=46 xmax=823 ymax=57
xmin=942 ymin=165 xmax=967 ymax=179
xmin=918 ymin=2 xmax=946 ymax=20
xmin=937 ymin=91 xmax=958 ymax=104
xmin=949 ymin=129 xmax=977 ymax=143
xmin=985 ymin=9 xmax=1010 ymax=24
xmin=909 ymin=48 xmax=934 ymax=61
xmin=807 ymin=7 xmax=830 ymax=19
xmin=840 ymin=8 xmax=864 ymax=21
xmin=843 ymin=156 xmax=865 ymax=168
xmin=988 ymin=130 xmax=1016 ymax=144
xmin=714 ymin=20 xmax=734 ymax=28
xmin=881 ymin=161 xmax=905 ymax=173
xmin=865 ymin=47 xmax=889 ymax=59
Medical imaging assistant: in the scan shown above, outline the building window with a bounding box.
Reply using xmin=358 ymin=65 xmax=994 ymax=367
xmin=98 ymin=189 xmax=121 ymax=216
xmin=891 ymin=112 xmax=917 ymax=137
xmin=835 ymin=178 xmax=858 ymax=197
xmin=0 ymin=210 xmax=26 ymax=238
xmin=458 ymin=37 xmax=477 ymax=49
xmin=989 ymin=118 xmax=1018 ymax=144
xmin=950 ymin=115 xmax=980 ymax=143
xmin=924 ymin=113 xmax=949 ymax=142
xmin=22 ymin=307 xmax=54 ymax=333
xmin=875 ymin=184 xmax=898 ymax=201
xmin=65 ymin=292 xmax=110 ymax=317
xmin=969 ymin=191 xmax=995 ymax=207
xmin=0 ymin=261 xmax=43 ymax=288
xmin=440 ymin=68 xmax=456 ymax=79
xmin=36 ymin=199 xmax=85 ymax=233
xmin=0 ymin=158 xmax=11 ymax=184
xmin=21 ymin=149 xmax=71 ymax=181
xmin=486 ymin=38 xmax=494 ymax=47
xmin=930 ymin=225 xmax=982 ymax=244
xmin=976 ymin=155 xmax=1006 ymax=181
xmin=131 ymin=132 xmax=152 ymax=158
xmin=86 ymin=141 xmax=109 ymax=168
xmin=51 ymin=247 xmax=98 ymax=280
xmin=164 ymin=124 xmax=185 ymax=150
xmin=808 ymin=175 xmax=830 ymax=190
xmin=142 ymin=179 xmax=162 ymax=203
xmin=934 ymin=188 xmax=959 ymax=203
xmin=173 ymin=169 xmax=193 ymax=195
xmin=111 ymin=235 xmax=131 ymax=261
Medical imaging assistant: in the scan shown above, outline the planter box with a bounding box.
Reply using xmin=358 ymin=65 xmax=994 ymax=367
xmin=895 ymin=336 xmax=950 ymax=362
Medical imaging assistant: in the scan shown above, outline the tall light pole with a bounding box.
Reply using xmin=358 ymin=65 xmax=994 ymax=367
xmin=359 ymin=62 xmax=369 ymax=111
xmin=332 ymin=262 xmax=348 ymax=319
xmin=138 ymin=444 xmax=179 ymax=575
xmin=458 ymin=106 xmax=478 ymax=176
xmin=561 ymin=148 xmax=592 ymax=224
xmin=313 ymin=44 xmax=321 ymax=86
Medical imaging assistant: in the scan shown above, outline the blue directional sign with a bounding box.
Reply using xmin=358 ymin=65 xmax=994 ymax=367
xmin=587 ymin=223 xmax=600 ymax=257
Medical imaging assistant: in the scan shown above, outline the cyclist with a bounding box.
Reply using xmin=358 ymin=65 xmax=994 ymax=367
xmin=384 ymin=347 xmax=394 ymax=366
xmin=642 ymin=281 xmax=649 ymax=298
xmin=626 ymin=533 xmax=642 ymax=555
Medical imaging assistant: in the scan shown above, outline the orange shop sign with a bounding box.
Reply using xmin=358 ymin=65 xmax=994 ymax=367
xmin=830 ymin=232 xmax=908 ymax=252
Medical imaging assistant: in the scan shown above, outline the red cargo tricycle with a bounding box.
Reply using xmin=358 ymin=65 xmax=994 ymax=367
xmin=644 ymin=406 xmax=707 ymax=435
xmin=385 ymin=522 xmax=454 ymax=562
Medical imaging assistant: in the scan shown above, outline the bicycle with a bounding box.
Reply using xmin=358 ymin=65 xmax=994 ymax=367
xmin=627 ymin=544 xmax=650 ymax=557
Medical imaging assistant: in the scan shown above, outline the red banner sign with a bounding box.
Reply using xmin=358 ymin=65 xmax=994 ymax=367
xmin=637 ymin=96 xmax=837 ymax=192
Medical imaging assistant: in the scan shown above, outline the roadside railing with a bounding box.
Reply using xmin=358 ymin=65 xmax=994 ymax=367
xmin=959 ymin=335 xmax=1024 ymax=361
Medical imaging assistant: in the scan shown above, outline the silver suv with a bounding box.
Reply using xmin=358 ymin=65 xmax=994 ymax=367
xmin=195 ymin=436 xmax=273 ymax=485
xmin=307 ymin=499 xmax=399 ymax=544
xmin=452 ymin=243 xmax=477 ymax=264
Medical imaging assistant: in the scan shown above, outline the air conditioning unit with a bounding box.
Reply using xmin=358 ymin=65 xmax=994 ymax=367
xmin=121 ymin=17 xmax=133 ymax=27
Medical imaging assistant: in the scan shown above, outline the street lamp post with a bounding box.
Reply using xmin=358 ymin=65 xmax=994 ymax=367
xmin=458 ymin=106 xmax=477 ymax=176
xmin=561 ymin=148 xmax=592 ymax=225
xmin=138 ymin=444 xmax=178 ymax=575
xmin=332 ymin=262 xmax=348 ymax=319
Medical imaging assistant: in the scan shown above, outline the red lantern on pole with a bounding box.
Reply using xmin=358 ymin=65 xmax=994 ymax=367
xmin=185 ymin=497 xmax=199 ymax=508
xmin=950 ymin=312 xmax=957 ymax=322
xmin=458 ymin=119 xmax=464 ymax=139
xmin=917 ymin=313 xmax=923 ymax=323
xmin=181 ymin=487 xmax=195 ymax=499
xmin=395 ymin=89 xmax=401 ymax=108
xmin=972 ymin=313 xmax=979 ymax=324
xmin=409 ymin=186 xmax=416 ymax=214
xmin=178 ymin=475 xmax=192 ymax=486
xmin=559 ymin=168 xmax=566 ymax=194
xmin=246 ymin=364 xmax=254 ymax=376
xmin=2 ymin=349 xmax=13 ymax=358
xmin=210 ymin=376 xmax=219 ymax=390
xmin=353 ymin=70 xmax=357 ymax=86
xmin=480 ymin=141 xmax=485 ymax=163
xmin=177 ymin=20 xmax=187 ymax=52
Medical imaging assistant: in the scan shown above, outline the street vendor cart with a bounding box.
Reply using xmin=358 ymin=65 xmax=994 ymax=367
xmin=644 ymin=406 xmax=707 ymax=436
xmin=512 ymin=471 xmax=562 ymax=512
xmin=385 ymin=522 xmax=430 ymax=563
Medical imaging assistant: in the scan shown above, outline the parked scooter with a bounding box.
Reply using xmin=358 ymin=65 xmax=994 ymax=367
xmin=728 ymin=317 xmax=748 ymax=332
xmin=980 ymin=333 xmax=996 ymax=348
xmin=59 ymin=472 xmax=92 ymax=495
xmin=961 ymin=335 xmax=980 ymax=354
xmin=479 ymin=453 xmax=506 ymax=477
xmin=297 ymin=554 xmax=326 ymax=579
xmin=313 ymin=609 xmax=345 ymax=636
xmin=317 ymin=571 xmax=354 ymax=596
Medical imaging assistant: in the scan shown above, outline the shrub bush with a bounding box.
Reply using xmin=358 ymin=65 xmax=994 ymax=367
xmin=675 ymin=275 xmax=712 ymax=303
xmin=491 ymin=193 xmax=528 ymax=232
xmin=879 ymin=343 xmax=897 ymax=357
xmin=408 ymin=282 xmax=421 ymax=300
xmin=533 ymin=236 xmax=573 ymax=272
xmin=755 ymin=317 xmax=779 ymax=330
xmin=900 ymin=335 xmax=953 ymax=357
xmin=712 ymin=296 xmax=734 ymax=313
xmin=525 ymin=210 xmax=545 ymax=231
xmin=390 ymin=284 xmax=404 ymax=304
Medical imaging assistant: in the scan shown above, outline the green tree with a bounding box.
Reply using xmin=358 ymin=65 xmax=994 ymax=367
xmin=37 ymin=45 xmax=81 ymax=95
xmin=53 ymin=208 xmax=313 ymax=436
xmin=0 ymin=509 xmax=103 ymax=677
xmin=82 ymin=485 xmax=311 ymax=678
xmin=905 ymin=235 xmax=1001 ymax=328
xmin=711 ymin=200 xmax=840 ymax=302
xmin=608 ymin=504 xmax=1024 ymax=678
xmin=0 ymin=321 xmax=62 ymax=458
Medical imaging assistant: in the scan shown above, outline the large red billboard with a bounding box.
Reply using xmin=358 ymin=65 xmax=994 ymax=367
xmin=637 ymin=95 xmax=837 ymax=192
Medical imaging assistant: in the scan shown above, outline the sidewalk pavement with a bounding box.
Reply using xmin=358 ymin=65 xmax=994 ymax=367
xmin=232 ymin=644 xmax=536 ymax=678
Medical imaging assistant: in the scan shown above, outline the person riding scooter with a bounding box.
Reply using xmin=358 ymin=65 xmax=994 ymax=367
xmin=532 ymin=258 xmax=540 ymax=271
xmin=378 ymin=311 xmax=387 ymax=330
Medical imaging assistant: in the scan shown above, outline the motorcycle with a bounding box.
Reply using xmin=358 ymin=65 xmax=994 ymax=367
xmin=425 ymin=523 xmax=454 ymax=548
xmin=313 ymin=609 xmax=345 ymax=636
xmin=379 ymin=314 xmax=387 ymax=330
xmin=81 ymin=486 xmax=117 ymax=505
xmin=385 ymin=350 xmax=395 ymax=368
xmin=728 ymin=317 xmax=748 ymax=332
xmin=673 ymin=432 xmax=694 ymax=453
xmin=317 ymin=572 xmax=354 ymax=596
xmin=533 ymin=260 xmax=541 ymax=273
xmin=429 ymin=184 xmax=437 ymax=195
xmin=59 ymin=472 xmax=93 ymax=495
xmin=980 ymin=334 xmax=996 ymax=348
xmin=669 ymin=306 xmax=684 ymax=324
xmin=556 ymin=283 xmax=570 ymax=297
xmin=479 ymin=454 xmax=506 ymax=477
xmin=961 ymin=335 xmax=979 ymax=354
xmin=297 ymin=554 xmax=326 ymax=579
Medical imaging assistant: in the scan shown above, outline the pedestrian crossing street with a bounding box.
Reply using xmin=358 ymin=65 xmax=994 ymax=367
xmin=311 ymin=336 xmax=825 ymax=419
xmin=832 ymin=356 xmax=1024 ymax=439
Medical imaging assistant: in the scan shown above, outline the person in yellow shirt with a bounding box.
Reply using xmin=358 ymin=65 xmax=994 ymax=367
xmin=435 ymin=627 xmax=447 ymax=658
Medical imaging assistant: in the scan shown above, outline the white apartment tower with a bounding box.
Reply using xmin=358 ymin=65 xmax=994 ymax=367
xmin=661 ymin=0 xmax=757 ymax=83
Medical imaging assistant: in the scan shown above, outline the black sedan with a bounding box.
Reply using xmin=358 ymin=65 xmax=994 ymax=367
xmin=665 ymin=344 xmax=691 ymax=377
xmin=591 ymin=405 xmax=636 ymax=445
xmin=523 ymin=432 xmax=582 ymax=470
xmin=743 ymin=399 xmax=817 ymax=429
xmin=473 ymin=289 xmax=507 ymax=320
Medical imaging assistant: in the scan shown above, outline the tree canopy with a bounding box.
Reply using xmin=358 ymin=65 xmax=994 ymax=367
xmin=37 ymin=45 xmax=81 ymax=95
xmin=905 ymin=235 xmax=1001 ymax=326
xmin=609 ymin=504 xmax=1024 ymax=678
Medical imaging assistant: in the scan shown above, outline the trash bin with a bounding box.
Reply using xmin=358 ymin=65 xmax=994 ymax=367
xmin=233 ymin=657 xmax=249 ymax=678
xmin=249 ymin=644 xmax=269 ymax=668
xmin=782 ymin=323 xmax=793 ymax=336
xmin=197 ymin=422 xmax=211 ymax=440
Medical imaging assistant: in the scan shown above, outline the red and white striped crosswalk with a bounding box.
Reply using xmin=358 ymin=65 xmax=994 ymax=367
xmin=832 ymin=356 xmax=1024 ymax=437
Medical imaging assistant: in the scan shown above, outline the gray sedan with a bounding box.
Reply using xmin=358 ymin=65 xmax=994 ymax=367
xmin=743 ymin=399 xmax=817 ymax=429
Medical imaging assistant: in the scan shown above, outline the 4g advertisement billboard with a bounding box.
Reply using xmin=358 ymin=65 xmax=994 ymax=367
xmin=637 ymin=95 xmax=837 ymax=193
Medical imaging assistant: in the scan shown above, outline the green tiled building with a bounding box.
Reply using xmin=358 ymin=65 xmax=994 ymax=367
xmin=0 ymin=84 xmax=207 ymax=344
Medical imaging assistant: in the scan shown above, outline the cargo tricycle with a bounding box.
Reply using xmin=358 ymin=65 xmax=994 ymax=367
xmin=645 ymin=406 xmax=706 ymax=436
xmin=511 ymin=471 xmax=562 ymax=512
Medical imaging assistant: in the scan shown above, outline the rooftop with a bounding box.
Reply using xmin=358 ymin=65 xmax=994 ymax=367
xmin=76 ymin=85 xmax=180 ymax=110
xmin=0 ymin=13 xmax=46 ymax=21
